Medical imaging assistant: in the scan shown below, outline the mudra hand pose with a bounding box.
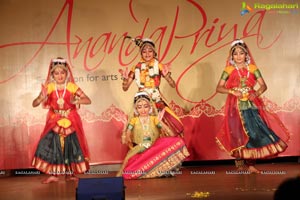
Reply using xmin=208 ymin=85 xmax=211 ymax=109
xmin=120 ymin=37 xmax=184 ymax=136
xmin=116 ymin=92 xmax=189 ymax=179
xmin=215 ymin=39 xmax=289 ymax=173
xmin=32 ymin=57 xmax=91 ymax=184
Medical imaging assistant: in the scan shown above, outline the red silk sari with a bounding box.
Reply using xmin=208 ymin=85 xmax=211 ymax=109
xmin=216 ymin=65 xmax=289 ymax=159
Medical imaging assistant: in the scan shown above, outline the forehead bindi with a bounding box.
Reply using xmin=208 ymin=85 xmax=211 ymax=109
xmin=142 ymin=48 xmax=154 ymax=53
xmin=233 ymin=47 xmax=246 ymax=54
xmin=136 ymin=100 xmax=149 ymax=107
xmin=142 ymin=44 xmax=154 ymax=51
xmin=53 ymin=67 xmax=67 ymax=74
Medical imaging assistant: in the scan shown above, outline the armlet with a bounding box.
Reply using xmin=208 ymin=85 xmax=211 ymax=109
xmin=220 ymin=71 xmax=229 ymax=80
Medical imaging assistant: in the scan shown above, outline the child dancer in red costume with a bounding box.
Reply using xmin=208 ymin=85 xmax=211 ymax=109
xmin=32 ymin=57 xmax=91 ymax=183
xmin=215 ymin=39 xmax=289 ymax=173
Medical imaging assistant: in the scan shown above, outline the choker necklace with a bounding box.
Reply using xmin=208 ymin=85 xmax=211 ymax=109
xmin=55 ymin=82 xmax=66 ymax=109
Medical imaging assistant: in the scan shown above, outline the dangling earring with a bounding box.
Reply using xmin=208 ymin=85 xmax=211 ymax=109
xmin=134 ymin=108 xmax=139 ymax=116
xmin=149 ymin=107 xmax=153 ymax=114
xmin=229 ymin=56 xmax=235 ymax=65
xmin=246 ymin=55 xmax=251 ymax=64
xmin=66 ymin=74 xmax=70 ymax=83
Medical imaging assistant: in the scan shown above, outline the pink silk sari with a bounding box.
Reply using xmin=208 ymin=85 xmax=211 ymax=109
xmin=122 ymin=137 xmax=190 ymax=179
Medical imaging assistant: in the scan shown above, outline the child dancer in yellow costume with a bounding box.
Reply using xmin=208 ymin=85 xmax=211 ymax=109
xmin=117 ymin=91 xmax=189 ymax=179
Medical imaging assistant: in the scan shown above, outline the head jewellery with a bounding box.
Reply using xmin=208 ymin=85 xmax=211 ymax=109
xmin=134 ymin=91 xmax=151 ymax=104
xmin=231 ymin=39 xmax=244 ymax=47
xmin=52 ymin=58 xmax=66 ymax=64
xmin=125 ymin=36 xmax=157 ymax=57
xmin=51 ymin=58 xmax=68 ymax=72
xmin=229 ymin=39 xmax=251 ymax=65
xmin=44 ymin=57 xmax=75 ymax=86
xmin=140 ymin=38 xmax=155 ymax=48
xmin=125 ymin=36 xmax=155 ymax=48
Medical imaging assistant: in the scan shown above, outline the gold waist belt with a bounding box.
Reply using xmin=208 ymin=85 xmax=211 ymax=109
xmin=53 ymin=109 xmax=71 ymax=117
xmin=233 ymin=87 xmax=252 ymax=94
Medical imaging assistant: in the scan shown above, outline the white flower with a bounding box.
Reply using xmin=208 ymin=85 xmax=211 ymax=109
xmin=142 ymin=38 xmax=154 ymax=43
xmin=231 ymin=39 xmax=244 ymax=47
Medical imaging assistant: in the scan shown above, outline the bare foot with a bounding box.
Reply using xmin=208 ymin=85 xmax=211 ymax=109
xmin=65 ymin=175 xmax=79 ymax=182
xmin=248 ymin=166 xmax=261 ymax=174
xmin=42 ymin=176 xmax=59 ymax=184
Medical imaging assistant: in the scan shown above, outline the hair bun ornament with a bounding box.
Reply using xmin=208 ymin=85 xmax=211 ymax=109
xmin=231 ymin=39 xmax=244 ymax=47
xmin=125 ymin=35 xmax=143 ymax=47
xmin=135 ymin=38 xmax=144 ymax=47
xmin=125 ymin=36 xmax=156 ymax=49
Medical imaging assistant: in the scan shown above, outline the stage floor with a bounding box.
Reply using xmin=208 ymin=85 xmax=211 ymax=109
xmin=0 ymin=160 xmax=299 ymax=200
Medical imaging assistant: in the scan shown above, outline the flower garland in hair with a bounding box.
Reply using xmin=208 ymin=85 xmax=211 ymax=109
xmin=50 ymin=58 xmax=68 ymax=72
xmin=231 ymin=39 xmax=244 ymax=47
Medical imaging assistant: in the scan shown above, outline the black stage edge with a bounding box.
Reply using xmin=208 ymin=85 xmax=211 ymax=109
xmin=182 ymin=156 xmax=300 ymax=166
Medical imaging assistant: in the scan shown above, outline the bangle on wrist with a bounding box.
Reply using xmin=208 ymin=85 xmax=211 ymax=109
xmin=229 ymin=89 xmax=234 ymax=95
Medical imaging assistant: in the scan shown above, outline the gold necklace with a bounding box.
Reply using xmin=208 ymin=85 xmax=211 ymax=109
xmin=139 ymin=116 xmax=150 ymax=136
xmin=55 ymin=82 xmax=66 ymax=109
xmin=234 ymin=64 xmax=249 ymax=86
